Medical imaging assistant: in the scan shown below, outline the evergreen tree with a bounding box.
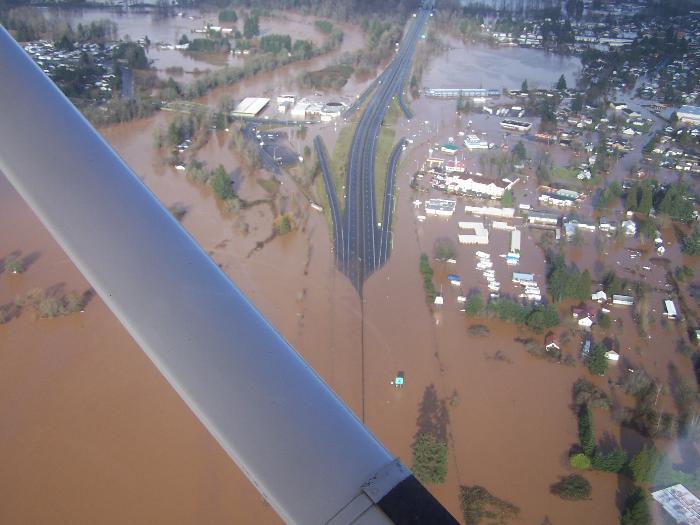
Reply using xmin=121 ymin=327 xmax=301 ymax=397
xmin=625 ymin=185 xmax=639 ymax=212
xmin=512 ymin=141 xmax=527 ymax=162
xmin=218 ymin=9 xmax=237 ymax=23
xmin=501 ymin=189 xmax=514 ymax=208
xmin=621 ymin=487 xmax=651 ymax=525
xmin=550 ymin=475 xmax=591 ymax=500
xmin=578 ymin=404 xmax=595 ymax=457
xmin=591 ymin=448 xmax=627 ymax=472
xmin=628 ymin=446 xmax=662 ymax=484
xmin=521 ymin=79 xmax=528 ymax=92
xmin=411 ymin=434 xmax=448 ymax=485
xmin=556 ymin=74 xmax=567 ymax=91
xmin=571 ymin=93 xmax=583 ymax=113
xmin=210 ymin=165 xmax=234 ymax=201
xmin=638 ymin=185 xmax=653 ymax=216
xmin=243 ymin=14 xmax=260 ymax=39
xmin=586 ymin=344 xmax=608 ymax=376
xmin=683 ymin=226 xmax=700 ymax=256
xmin=465 ymin=294 xmax=484 ymax=317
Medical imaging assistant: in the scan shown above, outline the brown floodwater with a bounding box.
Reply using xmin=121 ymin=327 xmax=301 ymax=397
xmin=3 ymin=17 xmax=699 ymax=525
xmin=41 ymin=7 xmax=365 ymax=87
xmin=427 ymin=39 xmax=581 ymax=92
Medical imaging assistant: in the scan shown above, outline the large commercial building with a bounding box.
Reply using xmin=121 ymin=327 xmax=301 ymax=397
xmin=500 ymin=119 xmax=532 ymax=132
xmin=425 ymin=198 xmax=457 ymax=217
xmin=445 ymin=174 xmax=509 ymax=198
xmin=424 ymin=88 xmax=500 ymax=98
xmin=232 ymin=97 xmax=270 ymax=117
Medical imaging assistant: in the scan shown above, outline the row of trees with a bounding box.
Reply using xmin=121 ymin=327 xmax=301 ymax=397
xmin=481 ymin=297 xmax=560 ymax=332
xmin=594 ymin=181 xmax=622 ymax=210
xmin=181 ymin=27 xmax=342 ymax=99
xmin=546 ymin=254 xmax=591 ymax=302
xmin=184 ymin=161 xmax=240 ymax=214
xmin=218 ymin=8 xmax=238 ymax=22
xmin=4 ymin=8 xmax=116 ymax=44
xmin=1 ymin=286 xmax=88 ymax=324
xmin=624 ymin=179 xmax=696 ymax=224
xmin=565 ymin=374 xmax=699 ymax=522
xmin=419 ymin=253 xmax=437 ymax=304
xmin=314 ymin=19 xmax=333 ymax=33
xmin=459 ymin=485 xmax=519 ymax=524
xmin=243 ymin=13 xmax=260 ymax=39
xmin=683 ymin=225 xmax=700 ymax=256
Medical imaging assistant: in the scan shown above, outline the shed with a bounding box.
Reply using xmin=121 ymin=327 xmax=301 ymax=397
xmin=578 ymin=316 xmax=594 ymax=328
xmin=605 ymin=350 xmax=620 ymax=361
xmin=592 ymin=291 xmax=607 ymax=302
xmin=613 ymin=295 xmax=634 ymax=306
xmin=664 ymin=300 xmax=678 ymax=319
xmin=545 ymin=334 xmax=560 ymax=351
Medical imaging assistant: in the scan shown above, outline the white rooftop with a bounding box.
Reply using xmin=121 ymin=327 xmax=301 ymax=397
xmin=233 ymin=97 xmax=270 ymax=116
xmin=678 ymin=105 xmax=700 ymax=118
xmin=652 ymin=484 xmax=700 ymax=524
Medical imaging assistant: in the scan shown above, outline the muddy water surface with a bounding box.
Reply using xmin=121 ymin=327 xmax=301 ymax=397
xmin=3 ymin=18 xmax=699 ymax=525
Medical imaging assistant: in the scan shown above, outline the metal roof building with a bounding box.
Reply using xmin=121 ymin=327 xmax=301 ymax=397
xmin=232 ymin=97 xmax=270 ymax=117
xmin=651 ymin=484 xmax=700 ymax=524
xmin=425 ymin=87 xmax=500 ymax=98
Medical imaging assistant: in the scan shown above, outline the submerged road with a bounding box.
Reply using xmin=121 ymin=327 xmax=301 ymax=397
xmin=318 ymin=2 xmax=431 ymax=293
xmin=378 ymin=138 xmax=406 ymax=267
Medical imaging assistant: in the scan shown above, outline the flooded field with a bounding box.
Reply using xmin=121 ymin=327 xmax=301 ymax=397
xmin=2 ymin=13 xmax=699 ymax=525
xmin=42 ymin=7 xmax=365 ymax=86
xmin=427 ymin=39 xmax=582 ymax=91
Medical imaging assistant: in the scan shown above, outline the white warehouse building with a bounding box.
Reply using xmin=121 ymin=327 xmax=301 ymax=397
xmin=445 ymin=175 xmax=509 ymax=198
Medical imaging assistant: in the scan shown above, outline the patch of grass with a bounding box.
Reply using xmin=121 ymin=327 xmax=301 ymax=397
xmin=374 ymin=126 xmax=396 ymax=222
xmin=551 ymin=166 xmax=577 ymax=180
xmin=329 ymin=122 xmax=358 ymax=214
xmin=384 ymin=97 xmax=401 ymax=127
xmin=300 ymin=64 xmax=354 ymax=90
xmin=314 ymin=171 xmax=333 ymax=232
xmin=468 ymin=324 xmax=490 ymax=337
xmin=257 ymin=177 xmax=281 ymax=195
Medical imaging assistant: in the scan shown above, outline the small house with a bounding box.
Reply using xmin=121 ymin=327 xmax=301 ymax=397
xmin=578 ymin=316 xmax=594 ymax=328
xmin=592 ymin=291 xmax=607 ymax=302
xmin=621 ymin=220 xmax=637 ymax=236
xmin=664 ymin=300 xmax=678 ymax=319
xmin=613 ymin=295 xmax=635 ymax=306
xmin=440 ymin=144 xmax=459 ymax=155
xmin=605 ymin=350 xmax=620 ymax=361
xmin=545 ymin=334 xmax=560 ymax=352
